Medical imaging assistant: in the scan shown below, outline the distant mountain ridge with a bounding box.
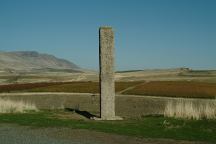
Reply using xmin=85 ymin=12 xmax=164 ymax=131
xmin=0 ymin=51 xmax=81 ymax=72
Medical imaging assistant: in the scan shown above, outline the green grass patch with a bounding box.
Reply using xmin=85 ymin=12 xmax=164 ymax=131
xmin=0 ymin=111 xmax=216 ymax=142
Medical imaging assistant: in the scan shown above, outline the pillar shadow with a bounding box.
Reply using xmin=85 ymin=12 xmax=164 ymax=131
xmin=65 ymin=108 xmax=98 ymax=119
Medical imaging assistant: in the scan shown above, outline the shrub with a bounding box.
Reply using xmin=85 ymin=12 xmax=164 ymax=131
xmin=164 ymin=99 xmax=216 ymax=120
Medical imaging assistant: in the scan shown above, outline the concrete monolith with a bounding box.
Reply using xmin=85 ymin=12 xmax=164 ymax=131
xmin=98 ymin=26 xmax=122 ymax=120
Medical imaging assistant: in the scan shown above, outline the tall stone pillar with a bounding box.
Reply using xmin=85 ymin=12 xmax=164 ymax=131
xmin=99 ymin=26 xmax=116 ymax=120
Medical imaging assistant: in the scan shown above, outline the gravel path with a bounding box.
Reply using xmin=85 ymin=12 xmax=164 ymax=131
xmin=0 ymin=124 xmax=209 ymax=144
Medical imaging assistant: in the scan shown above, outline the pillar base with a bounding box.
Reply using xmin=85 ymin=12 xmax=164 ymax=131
xmin=91 ymin=116 xmax=123 ymax=121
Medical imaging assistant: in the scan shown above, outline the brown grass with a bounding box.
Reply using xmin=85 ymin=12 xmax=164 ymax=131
xmin=124 ymin=81 xmax=216 ymax=98
xmin=164 ymin=99 xmax=216 ymax=119
xmin=0 ymin=98 xmax=38 ymax=113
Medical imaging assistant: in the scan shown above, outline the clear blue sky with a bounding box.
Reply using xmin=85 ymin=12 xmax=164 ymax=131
xmin=0 ymin=0 xmax=215 ymax=70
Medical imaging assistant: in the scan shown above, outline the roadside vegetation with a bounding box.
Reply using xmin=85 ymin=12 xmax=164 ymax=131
xmin=0 ymin=98 xmax=38 ymax=113
xmin=164 ymin=99 xmax=216 ymax=120
xmin=0 ymin=81 xmax=216 ymax=99
xmin=0 ymin=111 xmax=216 ymax=143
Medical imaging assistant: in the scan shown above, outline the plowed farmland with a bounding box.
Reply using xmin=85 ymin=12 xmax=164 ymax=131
xmin=124 ymin=81 xmax=216 ymax=98
xmin=0 ymin=81 xmax=216 ymax=98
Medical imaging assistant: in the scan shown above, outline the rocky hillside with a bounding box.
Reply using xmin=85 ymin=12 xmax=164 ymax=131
xmin=0 ymin=51 xmax=81 ymax=72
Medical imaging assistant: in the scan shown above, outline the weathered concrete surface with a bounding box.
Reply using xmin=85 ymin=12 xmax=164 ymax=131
xmin=99 ymin=27 xmax=116 ymax=120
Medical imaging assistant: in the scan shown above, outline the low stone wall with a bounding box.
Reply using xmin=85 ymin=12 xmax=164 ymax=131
xmin=0 ymin=93 xmax=213 ymax=118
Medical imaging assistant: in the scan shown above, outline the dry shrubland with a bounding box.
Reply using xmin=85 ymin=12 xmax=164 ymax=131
xmin=164 ymin=99 xmax=216 ymax=120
